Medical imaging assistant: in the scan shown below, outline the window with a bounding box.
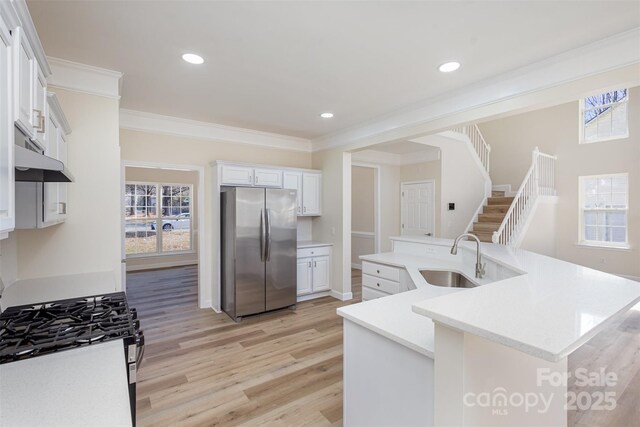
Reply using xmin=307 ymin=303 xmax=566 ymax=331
xmin=580 ymin=89 xmax=628 ymax=143
xmin=125 ymin=182 xmax=192 ymax=256
xmin=579 ymin=174 xmax=628 ymax=248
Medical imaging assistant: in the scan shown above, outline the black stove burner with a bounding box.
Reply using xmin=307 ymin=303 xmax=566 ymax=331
xmin=0 ymin=292 xmax=138 ymax=363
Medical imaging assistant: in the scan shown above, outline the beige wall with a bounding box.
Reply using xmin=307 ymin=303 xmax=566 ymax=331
xmin=351 ymin=166 xmax=375 ymax=233
xmin=0 ymin=233 xmax=18 ymax=291
xmin=120 ymin=128 xmax=312 ymax=306
xmin=400 ymin=159 xmax=442 ymax=236
xmin=15 ymin=87 xmax=122 ymax=287
xmin=125 ymin=167 xmax=199 ymax=271
xmin=312 ymin=149 xmax=351 ymax=297
xmin=479 ymin=86 xmax=640 ymax=277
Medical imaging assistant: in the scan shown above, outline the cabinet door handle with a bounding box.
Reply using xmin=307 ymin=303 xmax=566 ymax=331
xmin=377 ymin=283 xmax=380 ymax=287
xmin=58 ymin=202 xmax=67 ymax=215
xmin=255 ymin=175 xmax=259 ymax=184
xmin=377 ymin=270 xmax=380 ymax=274
xmin=314 ymin=261 xmax=317 ymax=267
xmin=308 ymin=261 xmax=311 ymax=268
xmin=33 ymin=109 xmax=45 ymax=132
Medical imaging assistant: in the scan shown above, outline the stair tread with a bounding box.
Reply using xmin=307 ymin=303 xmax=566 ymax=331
xmin=487 ymin=196 xmax=514 ymax=205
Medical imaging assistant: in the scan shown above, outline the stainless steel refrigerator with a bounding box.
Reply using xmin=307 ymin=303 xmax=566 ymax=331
xmin=221 ymin=187 xmax=297 ymax=321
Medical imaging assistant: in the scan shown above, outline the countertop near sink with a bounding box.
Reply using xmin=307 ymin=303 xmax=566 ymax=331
xmin=0 ymin=340 xmax=132 ymax=427
xmin=396 ymin=236 xmax=640 ymax=362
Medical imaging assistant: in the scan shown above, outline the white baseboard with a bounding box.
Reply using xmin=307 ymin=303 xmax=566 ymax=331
xmin=351 ymin=263 xmax=362 ymax=270
xmin=200 ymin=299 xmax=212 ymax=310
xmin=297 ymin=291 xmax=331 ymax=302
xmin=126 ymin=260 xmax=197 ymax=272
xmin=330 ymin=290 xmax=354 ymax=301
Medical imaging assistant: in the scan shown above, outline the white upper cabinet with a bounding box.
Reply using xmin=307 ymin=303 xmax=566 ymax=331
xmin=283 ymin=171 xmax=303 ymax=215
xmin=32 ymin=65 xmax=47 ymax=148
xmin=12 ymin=26 xmax=35 ymax=138
xmin=253 ymin=168 xmax=282 ymax=188
xmin=220 ymin=165 xmax=254 ymax=186
xmin=302 ymin=172 xmax=322 ymax=216
xmin=218 ymin=163 xmax=322 ymax=216
xmin=43 ymin=92 xmax=71 ymax=226
xmin=42 ymin=112 xmax=59 ymax=225
xmin=0 ymin=14 xmax=14 ymax=237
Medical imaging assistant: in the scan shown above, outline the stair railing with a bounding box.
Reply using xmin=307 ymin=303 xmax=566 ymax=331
xmin=492 ymin=147 xmax=557 ymax=245
xmin=451 ymin=124 xmax=491 ymax=174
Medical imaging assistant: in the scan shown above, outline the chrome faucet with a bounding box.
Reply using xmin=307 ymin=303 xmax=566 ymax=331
xmin=450 ymin=233 xmax=486 ymax=279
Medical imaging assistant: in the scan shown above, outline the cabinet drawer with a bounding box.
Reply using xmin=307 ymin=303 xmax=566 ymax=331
xmin=362 ymin=262 xmax=400 ymax=282
xmin=362 ymin=286 xmax=391 ymax=301
xmin=362 ymin=274 xmax=399 ymax=295
xmin=297 ymin=246 xmax=331 ymax=259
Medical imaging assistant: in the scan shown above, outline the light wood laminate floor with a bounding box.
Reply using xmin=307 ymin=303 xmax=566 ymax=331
xmin=127 ymin=266 xmax=640 ymax=426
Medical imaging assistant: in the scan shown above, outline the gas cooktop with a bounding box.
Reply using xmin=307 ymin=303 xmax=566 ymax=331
xmin=0 ymin=292 xmax=139 ymax=363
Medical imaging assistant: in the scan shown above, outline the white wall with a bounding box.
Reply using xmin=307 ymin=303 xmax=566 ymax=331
xmin=15 ymin=87 xmax=122 ymax=288
xmin=479 ymin=86 xmax=640 ymax=277
xmin=409 ymin=135 xmax=486 ymax=238
xmin=518 ymin=197 xmax=558 ymax=257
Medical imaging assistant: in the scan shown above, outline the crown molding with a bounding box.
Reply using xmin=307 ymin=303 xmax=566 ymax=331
xmin=312 ymin=27 xmax=640 ymax=152
xmin=47 ymin=57 xmax=123 ymax=99
xmin=120 ymin=109 xmax=312 ymax=153
xmin=352 ymin=146 xmax=440 ymax=166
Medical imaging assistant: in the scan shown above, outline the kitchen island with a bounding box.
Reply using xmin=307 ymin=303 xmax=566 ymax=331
xmin=338 ymin=236 xmax=640 ymax=426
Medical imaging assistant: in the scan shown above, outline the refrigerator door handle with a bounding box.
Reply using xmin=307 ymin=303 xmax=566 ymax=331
xmin=265 ymin=208 xmax=272 ymax=261
xmin=260 ymin=208 xmax=266 ymax=262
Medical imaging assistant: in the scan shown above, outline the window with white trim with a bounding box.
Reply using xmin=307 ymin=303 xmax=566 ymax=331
xmin=579 ymin=174 xmax=628 ymax=247
xmin=125 ymin=182 xmax=193 ymax=256
xmin=580 ymin=89 xmax=628 ymax=143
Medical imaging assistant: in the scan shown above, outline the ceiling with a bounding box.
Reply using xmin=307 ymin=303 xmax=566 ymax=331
xmin=27 ymin=1 xmax=640 ymax=139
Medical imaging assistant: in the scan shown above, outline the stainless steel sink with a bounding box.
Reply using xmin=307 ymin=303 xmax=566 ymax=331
xmin=419 ymin=269 xmax=476 ymax=288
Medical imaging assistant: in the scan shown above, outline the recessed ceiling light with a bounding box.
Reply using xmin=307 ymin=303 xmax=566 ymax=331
xmin=182 ymin=53 xmax=204 ymax=65
xmin=320 ymin=112 xmax=334 ymax=119
xmin=438 ymin=61 xmax=461 ymax=73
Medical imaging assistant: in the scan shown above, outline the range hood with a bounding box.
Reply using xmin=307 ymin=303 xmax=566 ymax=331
xmin=14 ymin=126 xmax=74 ymax=183
xmin=15 ymin=145 xmax=74 ymax=182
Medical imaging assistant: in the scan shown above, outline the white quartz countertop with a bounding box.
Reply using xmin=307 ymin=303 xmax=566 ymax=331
xmin=338 ymin=236 xmax=640 ymax=363
xmin=0 ymin=340 xmax=132 ymax=426
xmin=395 ymin=236 xmax=640 ymax=362
xmin=297 ymin=240 xmax=333 ymax=249
xmin=1 ymin=271 xmax=117 ymax=312
xmin=338 ymin=286 xmax=460 ymax=358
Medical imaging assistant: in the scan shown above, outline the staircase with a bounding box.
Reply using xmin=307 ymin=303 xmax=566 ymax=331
xmin=469 ymin=191 xmax=513 ymax=242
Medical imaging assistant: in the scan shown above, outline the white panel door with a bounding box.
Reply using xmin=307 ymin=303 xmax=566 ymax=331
xmin=0 ymin=15 xmax=13 ymax=236
xmin=254 ymin=168 xmax=282 ymax=188
xmin=302 ymin=172 xmax=321 ymax=215
xmin=311 ymin=256 xmax=330 ymax=292
xmin=296 ymin=258 xmax=312 ymax=296
xmin=283 ymin=171 xmax=303 ymax=215
xmin=401 ymin=181 xmax=434 ymax=236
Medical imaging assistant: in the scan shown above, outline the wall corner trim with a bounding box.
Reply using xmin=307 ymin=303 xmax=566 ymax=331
xmin=119 ymin=109 xmax=313 ymax=153
xmin=47 ymin=57 xmax=123 ymax=99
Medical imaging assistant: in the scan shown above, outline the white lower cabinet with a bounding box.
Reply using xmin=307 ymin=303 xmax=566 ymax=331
xmin=361 ymin=261 xmax=411 ymax=301
xmin=297 ymin=245 xmax=331 ymax=299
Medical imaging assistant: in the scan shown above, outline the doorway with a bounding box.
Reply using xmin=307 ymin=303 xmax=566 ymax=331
xmin=351 ymin=163 xmax=381 ymax=269
xmin=401 ymin=180 xmax=435 ymax=237
xmin=120 ymin=161 xmax=206 ymax=308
